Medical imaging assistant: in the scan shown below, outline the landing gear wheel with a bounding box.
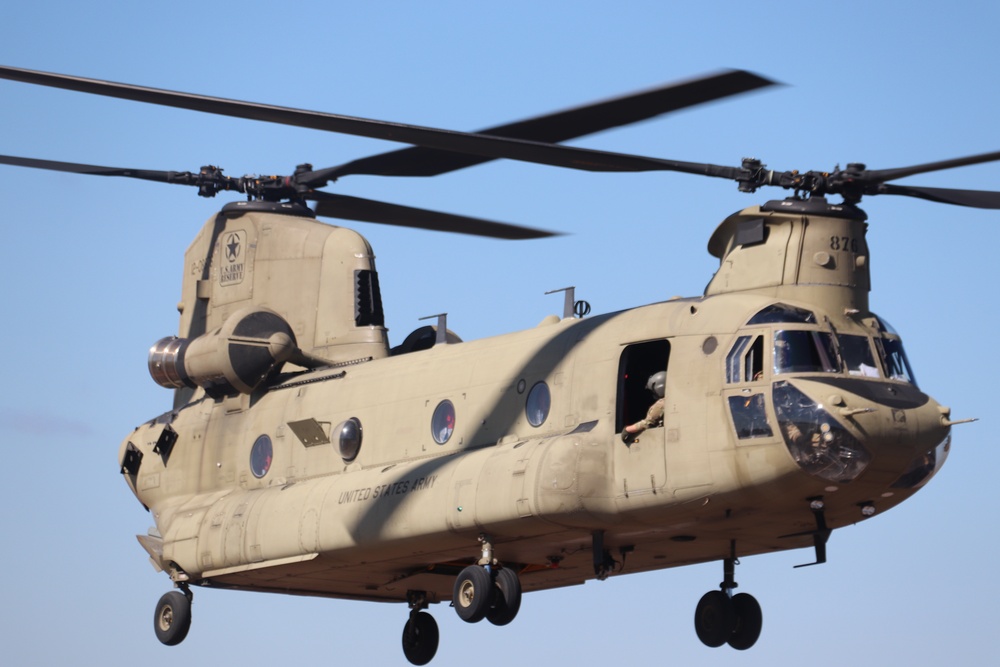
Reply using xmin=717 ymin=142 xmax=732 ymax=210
xmin=154 ymin=591 xmax=192 ymax=646
xmin=486 ymin=567 xmax=522 ymax=626
xmin=727 ymin=593 xmax=762 ymax=650
xmin=401 ymin=611 xmax=439 ymax=666
xmin=694 ymin=590 xmax=735 ymax=648
xmin=453 ymin=565 xmax=494 ymax=623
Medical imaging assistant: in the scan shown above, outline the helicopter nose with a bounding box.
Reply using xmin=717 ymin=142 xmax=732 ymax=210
xmin=773 ymin=377 xmax=951 ymax=488
xmin=852 ymin=389 xmax=951 ymax=486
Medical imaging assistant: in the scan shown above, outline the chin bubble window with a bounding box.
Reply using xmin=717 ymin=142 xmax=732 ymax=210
xmin=337 ymin=418 xmax=363 ymax=462
xmin=432 ymin=400 xmax=455 ymax=444
xmin=526 ymin=381 xmax=551 ymax=427
xmin=250 ymin=434 xmax=273 ymax=478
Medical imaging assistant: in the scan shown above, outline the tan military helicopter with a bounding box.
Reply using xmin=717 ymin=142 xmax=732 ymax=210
xmin=1 ymin=64 xmax=994 ymax=665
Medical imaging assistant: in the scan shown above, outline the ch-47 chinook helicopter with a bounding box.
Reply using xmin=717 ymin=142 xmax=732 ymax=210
xmin=1 ymin=64 xmax=995 ymax=665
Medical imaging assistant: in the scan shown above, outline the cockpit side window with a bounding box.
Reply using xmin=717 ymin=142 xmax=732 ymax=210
xmin=726 ymin=336 xmax=750 ymax=383
xmin=745 ymin=336 xmax=764 ymax=382
xmin=726 ymin=335 xmax=764 ymax=383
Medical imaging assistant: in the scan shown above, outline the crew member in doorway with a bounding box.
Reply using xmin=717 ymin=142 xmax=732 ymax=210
xmin=623 ymin=371 xmax=665 ymax=443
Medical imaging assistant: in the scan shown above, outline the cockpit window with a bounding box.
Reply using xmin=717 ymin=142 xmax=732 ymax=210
xmin=870 ymin=313 xmax=917 ymax=385
xmin=726 ymin=335 xmax=764 ymax=383
xmin=773 ymin=381 xmax=871 ymax=483
xmin=874 ymin=315 xmax=900 ymax=336
xmin=727 ymin=336 xmax=750 ymax=383
xmin=880 ymin=336 xmax=917 ymax=384
xmin=748 ymin=304 xmax=817 ymax=325
xmin=838 ymin=334 xmax=880 ymax=377
xmin=728 ymin=394 xmax=773 ymax=438
xmin=773 ymin=330 xmax=839 ymax=375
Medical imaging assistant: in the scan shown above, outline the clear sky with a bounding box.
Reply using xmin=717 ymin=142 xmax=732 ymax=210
xmin=1 ymin=1 xmax=997 ymax=665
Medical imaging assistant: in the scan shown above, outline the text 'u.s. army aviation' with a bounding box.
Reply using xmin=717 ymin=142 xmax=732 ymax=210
xmin=0 ymin=64 xmax=992 ymax=664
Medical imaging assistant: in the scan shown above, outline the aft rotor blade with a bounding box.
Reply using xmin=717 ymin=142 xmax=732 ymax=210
xmin=310 ymin=192 xmax=558 ymax=239
xmin=874 ymin=183 xmax=1000 ymax=209
xmin=862 ymin=150 xmax=1000 ymax=183
xmin=309 ymin=69 xmax=777 ymax=181
xmin=0 ymin=65 xmax=732 ymax=176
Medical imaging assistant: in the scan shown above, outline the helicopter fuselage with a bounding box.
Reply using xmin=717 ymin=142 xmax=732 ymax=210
xmin=119 ymin=202 xmax=951 ymax=604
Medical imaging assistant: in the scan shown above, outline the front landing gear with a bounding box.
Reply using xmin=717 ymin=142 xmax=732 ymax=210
xmin=694 ymin=590 xmax=735 ymax=647
xmin=693 ymin=548 xmax=762 ymax=650
xmin=153 ymin=584 xmax=192 ymax=646
xmin=402 ymin=591 xmax=439 ymax=666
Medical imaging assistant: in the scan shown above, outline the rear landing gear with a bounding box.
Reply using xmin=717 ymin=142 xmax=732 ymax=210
xmin=693 ymin=549 xmax=762 ymax=650
xmin=486 ymin=566 xmax=522 ymax=626
xmin=453 ymin=565 xmax=493 ymax=623
xmin=153 ymin=585 xmax=192 ymax=646
xmin=400 ymin=535 xmax=525 ymax=664
xmin=452 ymin=534 xmax=523 ymax=627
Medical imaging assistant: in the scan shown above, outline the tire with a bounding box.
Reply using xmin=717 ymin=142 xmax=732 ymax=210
xmin=153 ymin=591 xmax=192 ymax=646
xmin=401 ymin=611 xmax=439 ymax=666
xmin=486 ymin=567 xmax=522 ymax=626
xmin=453 ymin=565 xmax=493 ymax=623
xmin=727 ymin=592 xmax=763 ymax=650
xmin=693 ymin=590 xmax=735 ymax=648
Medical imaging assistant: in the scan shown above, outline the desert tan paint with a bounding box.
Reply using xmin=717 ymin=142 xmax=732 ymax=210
xmin=122 ymin=205 xmax=949 ymax=602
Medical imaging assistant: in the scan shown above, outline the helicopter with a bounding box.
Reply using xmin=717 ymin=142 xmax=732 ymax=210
xmin=0 ymin=64 xmax=994 ymax=665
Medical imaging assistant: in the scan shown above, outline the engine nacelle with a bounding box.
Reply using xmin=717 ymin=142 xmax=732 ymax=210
xmin=149 ymin=307 xmax=296 ymax=395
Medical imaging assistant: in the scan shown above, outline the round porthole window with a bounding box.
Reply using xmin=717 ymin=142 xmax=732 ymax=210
xmin=250 ymin=434 xmax=273 ymax=478
xmin=337 ymin=417 xmax=363 ymax=462
xmin=432 ymin=400 xmax=455 ymax=444
xmin=526 ymin=382 xmax=550 ymax=427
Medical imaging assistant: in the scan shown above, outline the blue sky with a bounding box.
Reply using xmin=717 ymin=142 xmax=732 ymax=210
xmin=1 ymin=1 xmax=997 ymax=665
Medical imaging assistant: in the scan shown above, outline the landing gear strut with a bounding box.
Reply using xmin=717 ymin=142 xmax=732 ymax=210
xmin=402 ymin=591 xmax=438 ymax=666
xmin=693 ymin=543 xmax=762 ymax=650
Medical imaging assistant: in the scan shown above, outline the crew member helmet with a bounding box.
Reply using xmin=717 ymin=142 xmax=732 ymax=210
xmin=646 ymin=371 xmax=666 ymax=398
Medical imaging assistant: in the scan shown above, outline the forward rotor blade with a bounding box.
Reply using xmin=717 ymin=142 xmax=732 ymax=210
xmin=863 ymin=150 xmax=1000 ymax=183
xmin=0 ymin=65 xmax=733 ymax=176
xmin=874 ymin=183 xmax=1000 ymax=209
xmin=310 ymin=192 xmax=558 ymax=239
xmin=306 ymin=70 xmax=776 ymax=181
xmin=0 ymin=153 xmax=176 ymax=183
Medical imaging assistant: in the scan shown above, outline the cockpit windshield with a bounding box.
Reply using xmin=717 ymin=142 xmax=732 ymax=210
xmin=736 ymin=305 xmax=918 ymax=384
xmin=838 ymin=334 xmax=880 ymax=377
xmin=873 ymin=314 xmax=918 ymax=385
xmin=880 ymin=336 xmax=917 ymax=384
xmin=773 ymin=330 xmax=839 ymax=375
